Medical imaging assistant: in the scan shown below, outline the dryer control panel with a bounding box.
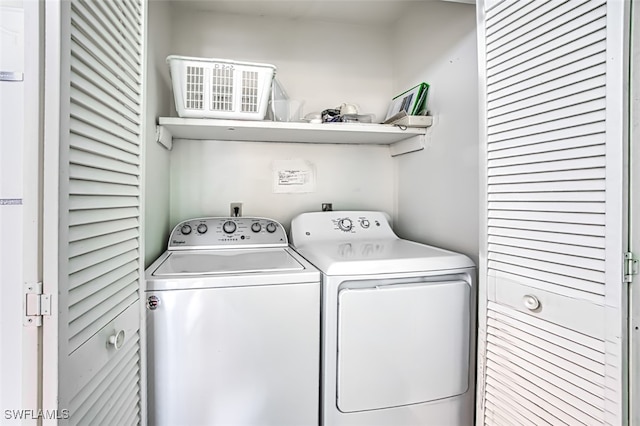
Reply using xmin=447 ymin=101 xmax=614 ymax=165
xmin=168 ymin=217 xmax=288 ymax=250
xmin=290 ymin=211 xmax=396 ymax=248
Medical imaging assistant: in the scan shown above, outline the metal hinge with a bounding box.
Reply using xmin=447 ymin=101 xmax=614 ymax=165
xmin=24 ymin=282 xmax=51 ymax=327
xmin=625 ymin=252 xmax=639 ymax=283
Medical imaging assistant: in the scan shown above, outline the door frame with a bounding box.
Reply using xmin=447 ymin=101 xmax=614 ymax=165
xmin=629 ymin=1 xmax=640 ymax=423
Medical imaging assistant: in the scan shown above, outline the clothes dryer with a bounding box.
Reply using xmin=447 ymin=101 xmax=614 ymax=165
xmin=146 ymin=217 xmax=320 ymax=426
xmin=290 ymin=211 xmax=476 ymax=426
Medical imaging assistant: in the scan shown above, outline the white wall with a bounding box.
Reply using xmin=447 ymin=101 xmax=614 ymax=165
xmin=392 ymin=1 xmax=479 ymax=264
xmin=169 ymin=140 xmax=395 ymax=232
xmin=144 ymin=0 xmax=173 ymax=266
xmin=145 ymin=2 xmax=479 ymax=258
xmin=169 ymin=7 xmax=394 ymax=123
xmin=164 ymin=7 xmax=398 ymax=231
xmin=0 ymin=0 xmax=26 ymax=416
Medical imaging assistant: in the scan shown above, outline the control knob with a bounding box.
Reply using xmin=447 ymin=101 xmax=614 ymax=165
xmin=181 ymin=224 xmax=192 ymax=235
xmin=197 ymin=224 xmax=208 ymax=234
xmin=266 ymin=222 xmax=277 ymax=233
xmin=360 ymin=219 xmax=370 ymax=229
xmin=251 ymin=222 xmax=262 ymax=233
xmin=222 ymin=220 xmax=237 ymax=234
xmin=338 ymin=218 xmax=353 ymax=232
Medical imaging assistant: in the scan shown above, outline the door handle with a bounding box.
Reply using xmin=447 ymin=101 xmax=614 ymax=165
xmin=108 ymin=329 xmax=125 ymax=350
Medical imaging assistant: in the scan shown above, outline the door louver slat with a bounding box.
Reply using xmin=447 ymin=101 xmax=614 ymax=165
xmin=69 ymin=164 xmax=138 ymax=185
xmin=485 ymin=397 xmax=541 ymax=426
xmin=70 ymin=51 xmax=139 ymax=109
xmin=69 ymin=207 xmax=139 ymax=226
xmin=487 ymin=259 xmax=604 ymax=294
xmin=487 ymin=1 xmax=605 ymax=69
xmin=76 ymin=0 xmax=140 ymax=64
xmin=70 ymin=82 xmax=139 ymax=128
xmin=488 ymin=134 xmax=605 ymax=159
xmin=488 ymin=111 xmax=605 ymax=143
xmin=73 ymin=0 xmax=139 ymax=69
xmin=69 ymin=262 xmax=137 ymax=305
xmin=92 ymin=365 xmax=139 ymax=425
xmin=488 ymin=218 xmax=604 ymax=236
xmin=488 ymin=38 xmax=606 ymax=91
xmin=487 ymin=279 xmax=610 ymax=349
xmin=488 ymin=226 xmax=605 ymax=249
xmin=69 ymin=180 xmax=139 ymax=196
xmin=69 ymin=195 xmax=139 ymax=210
xmin=486 ymin=305 xmax=607 ymax=424
xmin=70 ymin=12 xmax=139 ymax=87
xmin=68 ymin=250 xmax=138 ymax=290
xmin=489 ymin=244 xmax=604 ymax=271
xmin=70 ymin=134 xmax=138 ymax=166
xmin=487 ymin=122 xmax=606 ymax=151
xmin=69 ymin=149 xmax=138 ymax=174
xmin=68 ymin=281 xmax=138 ymax=352
xmin=69 ymin=334 xmax=140 ymax=421
xmin=68 ymin=238 xmax=138 ymax=275
xmin=486 ymin=372 xmax=571 ymax=424
xmin=487 ymin=168 xmax=606 ymax=185
xmin=70 ymin=104 xmax=139 ymax=146
xmin=488 ymin=87 xmax=606 ymax=128
xmin=488 ymin=235 xmax=605 ymax=259
xmin=491 ymin=269 xmax=604 ymax=303
xmin=487 ymin=310 xmax=605 ymax=376
xmin=70 ymin=121 xmax=139 ymax=156
xmin=485 ymin=0 xmax=541 ymax=40
xmin=488 ymin=191 xmax=605 ymax=202
xmin=488 ymin=66 xmax=606 ymax=113
xmin=68 ymin=218 xmax=139 ymax=242
xmin=69 ymin=228 xmax=138 ymax=257
xmin=488 ymin=179 xmax=606 ymax=193
xmin=487 ymin=331 xmax=605 ymax=398
xmin=485 ymin=384 xmax=552 ymax=425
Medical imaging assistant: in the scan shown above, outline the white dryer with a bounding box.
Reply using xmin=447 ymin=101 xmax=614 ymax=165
xmin=290 ymin=211 xmax=476 ymax=426
xmin=145 ymin=217 xmax=320 ymax=426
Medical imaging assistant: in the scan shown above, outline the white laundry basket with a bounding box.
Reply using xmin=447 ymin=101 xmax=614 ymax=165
xmin=167 ymin=55 xmax=276 ymax=120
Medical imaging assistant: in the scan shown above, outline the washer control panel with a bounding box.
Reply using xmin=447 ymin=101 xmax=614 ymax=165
xmin=169 ymin=217 xmax=288 ymax=250
xmin=290 ymin=211 xmax=396 ymax=247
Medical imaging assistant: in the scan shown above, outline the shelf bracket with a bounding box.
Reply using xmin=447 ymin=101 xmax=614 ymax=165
xmin=156 ymin=125 xmax=173 ymax=150
xmin=389 ymin=134 xmax=426 ymax=157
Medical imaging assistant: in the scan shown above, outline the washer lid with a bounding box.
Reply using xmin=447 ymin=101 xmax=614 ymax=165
xmin=294 ymin=238 xmax=474 ymax=275
xmin=150 ymin=248 xmax=305 ymax=276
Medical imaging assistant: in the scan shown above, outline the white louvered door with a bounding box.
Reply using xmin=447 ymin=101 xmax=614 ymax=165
xmin=43 ymin=0 xmax=146 ymax=424
xmin=477 ymin=0 xmax=628 ymax=425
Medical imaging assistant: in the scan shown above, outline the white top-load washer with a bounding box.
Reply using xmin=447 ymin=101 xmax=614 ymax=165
xmin=290 ymin=211 xmax=476 ymax=426
xmin=146 ymin=217 xmax=320 ymax=426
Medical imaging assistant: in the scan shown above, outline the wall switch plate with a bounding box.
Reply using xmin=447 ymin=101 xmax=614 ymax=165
xmin=230 ymin=202 xmax=242 ymax=217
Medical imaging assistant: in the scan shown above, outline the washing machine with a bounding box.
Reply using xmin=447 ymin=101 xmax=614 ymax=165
xmin=289 ymin=211 xmax=476 ymax=426
xmin=145 ymin=217 xmax=320 ymax=426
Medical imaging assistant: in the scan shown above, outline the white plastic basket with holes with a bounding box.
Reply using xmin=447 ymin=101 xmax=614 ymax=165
xmin=167 ymin=55 xmax=276 ymax=120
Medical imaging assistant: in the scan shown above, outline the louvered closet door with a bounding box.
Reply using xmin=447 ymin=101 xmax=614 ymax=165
xmin=476 ymin=1 xmax=628 ymax=425
xmin=43 ymin=0 xmax=146 ymax=424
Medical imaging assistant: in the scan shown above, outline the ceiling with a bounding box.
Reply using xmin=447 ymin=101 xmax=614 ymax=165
xmin=167 ymin=0 xmax=474 ymax=26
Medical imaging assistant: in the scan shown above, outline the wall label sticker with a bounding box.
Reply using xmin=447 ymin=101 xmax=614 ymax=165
xmin=272 ymin=159 xmax=316 ymax=193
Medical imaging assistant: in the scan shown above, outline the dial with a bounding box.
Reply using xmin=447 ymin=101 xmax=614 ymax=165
xmin=338 ymin=218 xmax=353 ymax=232
xmin=222 ymin=220 xmax=237 ymax=234
xmin=251 ymin=222 xmax=262 ymax=233
xmin=360 ymin=219 xmax=370 ymax=229
xmin=180 ymin=224 xmax=192 ymax=235
xmin=197 ymin=224 xmax=208 ymax=234
xmin=265 ymin=222 xmax=277 ymax=233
